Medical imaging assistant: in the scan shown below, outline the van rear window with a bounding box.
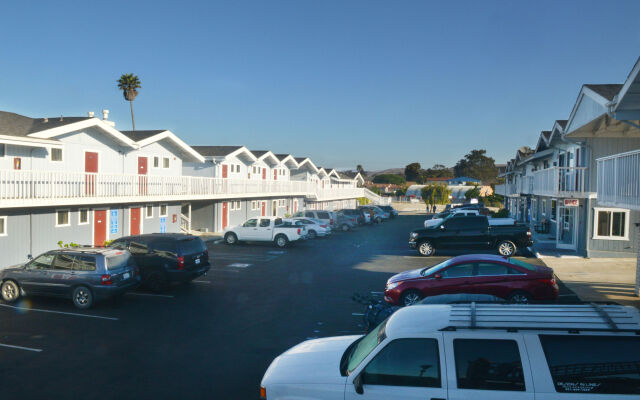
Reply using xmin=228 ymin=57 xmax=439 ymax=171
xmin=178 ymin=238 xmax=206 ymax=255
xmin=539 ymin=335 xmax=640 ymax=394
xmin=317 ymin=212 xmax=330 ymax=219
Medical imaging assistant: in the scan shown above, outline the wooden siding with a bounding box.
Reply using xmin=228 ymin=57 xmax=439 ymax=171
xmin=584 ymin=137 xmax=640 ymax=192
xmin=586 ymin=197 xmax=639 ymax=257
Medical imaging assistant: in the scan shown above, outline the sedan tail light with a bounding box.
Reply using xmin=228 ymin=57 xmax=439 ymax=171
xmin=177 ymin=256 xmax=185 ymax=270
xmin=539 ymin=277 xmax=556 ymax=286
xmin=320 ymin=224 xmax=328 ymax=228
xmin=101 ymin=274 xmax=113 ymax=285
xmin=297 ymin=228 xmax=301 ymax=235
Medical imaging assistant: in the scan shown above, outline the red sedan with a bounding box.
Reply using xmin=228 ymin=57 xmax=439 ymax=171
xmin=384 ymin=254 xmax=558 ymax=306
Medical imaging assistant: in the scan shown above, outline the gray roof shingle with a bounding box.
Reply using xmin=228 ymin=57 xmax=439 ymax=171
xmin=584 ymin=84 xmax=623 ymax=101
xmin=0 ymin=111 xmax=90 ymax=137
xmin=191 ymin=145 xmax=243 ymax=157
xmin=120 ymin=130 xmax=165 ymax=142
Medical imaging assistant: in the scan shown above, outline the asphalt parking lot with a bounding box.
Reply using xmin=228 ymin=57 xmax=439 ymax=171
xmin=0 ymin=214 xmax=578 ymax=399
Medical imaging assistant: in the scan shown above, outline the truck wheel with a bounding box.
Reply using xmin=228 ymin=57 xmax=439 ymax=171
xmin=507 ymin=290 xmax=532 ymax=304
xmin=275 ymin=235 xmax=288 ymax=248
xmin=417 ymin=241 xmax=435 ymax=256
xmin=1 ymin=280 xmax=20 ymax=303
xmin=341 ymin=224 xmax=350 ymax=232
xmin=308 ymin=230 xmax=317 ymax=239
xmin=224 ymin=232 xmax=238 ymax=245
xmin=497 ymin=240 xmax=516 ymax=256
xmin=401 ymin=290 xmax=423 ymax=306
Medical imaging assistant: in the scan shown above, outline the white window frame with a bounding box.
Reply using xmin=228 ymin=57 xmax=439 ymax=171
xmin=163 ymin=157 xmax=170 ymax=169
xmin=55 ymin=209 xmax=71 ymax=227
xmin=159 ymin=204 xmax=168 ymax=217
xmin=78 ymin=208 xmax=89 ymax=225
xmin=145 ymin=204 xmax=153 ymax=218
xmin=234 ymin=201 xmax=241 ymax=210
xmin=153 ymin=156 xmax=159 ymax=168
xmin=0 ymin=216 xmax=7 ymax=236
xmin=251 ymin=201 xmax=258 ymax=211
xmin=541 ymin=199 xmax=547 ymax=217
xmin=50 ymin=147 xmax=63 ymax=162
xmin=593 ymin=207 xmax=630 ymax=241
xmin=550 ymin=199 xmax=557 ymax=222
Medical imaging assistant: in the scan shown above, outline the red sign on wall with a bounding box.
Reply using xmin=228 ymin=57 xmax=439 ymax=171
xmin=564 ymin=199 xmax=579 ymax=207
xmin=13 ymin=157 xmax=21 ymax=170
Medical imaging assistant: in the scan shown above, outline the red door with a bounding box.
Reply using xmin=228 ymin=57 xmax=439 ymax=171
xmin=222 ymin=164 xmax=228 ymax=178
xmin=130 ymin=208 xmax=141 ymax=235
xmin=85 ymin=152 xmax=98 ymax=195
xmin=138 ymin=157 xmax=148 ymax=195
xmin=94 ymin=210 xmax=107 ymax=246
xmin=222 ymin=202 xmax=228 ymax=229
xmin=274 ymin=169 xmax=278 ymax=180
xmin=261 ymin=202 xmax=266 ymax=216
xmin=262 ymin=169 xmax=267 ymax=180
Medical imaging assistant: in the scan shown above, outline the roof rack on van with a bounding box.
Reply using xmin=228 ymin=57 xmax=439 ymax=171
xmin=440 ymin=303 xmax=640 ymax=334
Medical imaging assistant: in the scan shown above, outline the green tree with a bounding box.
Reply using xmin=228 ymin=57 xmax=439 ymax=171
xmin=117 ymin=73 xmax=142 ymax=131
xmin=404 ymin=162 xmax=421 ymax=182
xmin=356 ymin=164 xmax=365 ymax=176
xmin=372 ymin=174 xmax=406 ymax=185
xmin=368 ymin=185 xmax=382 ymax=195
xmin=395 ymin=186 xmax=407 ymax=197
xmin=421 ymin=184 xmax=452 ymax=208
xmin=464 ymin=185 xmax=481 ymax=200
xmin=453 ymin=149 xmax=498 ymax=184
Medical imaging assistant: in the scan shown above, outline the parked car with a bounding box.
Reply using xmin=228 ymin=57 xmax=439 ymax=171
xmin=224 ymin=217 xmax=306 ymax=248
xmin=410 ymin=215 xmax=533 ymax=256
xmin=424 ymin=209 xmax=515 ymax=228
xmin=339 ymin=208 xmax=366 ymax=225
xmin=0 ymin=247 xmax=140 ymax=309
xmin=293 ymin=210 xmax=334 ymax=227
xmin=335 ymin=211 xmax=358 ymax=231
xmin=384 ymin=254 xmax=558 ymax=306
xmin=109 ymin=233 xmax=210 ymax=292
xmin=289 ymin=217 xmax=331 ymax=239
xmin=378 ymin=205 xmax=398 ymax=218
xmin=260 ymin=304 xmax=640 ymax=399
xmin=358 ymin=206 xmax=387 ymax=223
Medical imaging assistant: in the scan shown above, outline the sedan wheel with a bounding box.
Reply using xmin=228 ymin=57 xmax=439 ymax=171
xmin=401 ymin=290 xmax=423 ymax=306
xmin=418 ymin=241 xmax=435 ymax=256
xmin=308 ymin=230 xmax=317 ymax=239
xmin=1 ymin=280 xmax=20 ymax=302
xmin=498 ymin=240 xmax=516 ymax=256
xmin=72 ymin=286 xmax=93 ymax=309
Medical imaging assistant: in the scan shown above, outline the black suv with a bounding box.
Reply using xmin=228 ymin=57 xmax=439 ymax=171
xmin=109 ymin=234 xmax=210 ymax=292
xmin=0 ymin=247 xmax=140 ymax=309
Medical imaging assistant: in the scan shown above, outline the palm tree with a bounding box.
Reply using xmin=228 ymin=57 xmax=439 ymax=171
xmin=356 ymin=164 xmax=364 ymax=175
xmin=117 ymin=73 xmax=141 ymax=130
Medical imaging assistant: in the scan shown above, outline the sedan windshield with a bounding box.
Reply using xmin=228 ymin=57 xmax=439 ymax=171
xmin=345 ymin=320 xmax=387 ymax=374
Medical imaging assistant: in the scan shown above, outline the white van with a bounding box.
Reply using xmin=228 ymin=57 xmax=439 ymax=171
xmin=260 ymin=304 xmax=640 ymax=399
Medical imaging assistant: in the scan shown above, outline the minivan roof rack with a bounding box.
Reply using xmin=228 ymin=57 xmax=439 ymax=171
xmin=439 ymin=303 xmax=640 ymax=334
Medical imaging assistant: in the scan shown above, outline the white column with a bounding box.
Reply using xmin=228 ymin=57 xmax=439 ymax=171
xmin=636 ymin=223 xmax=639 ymax=297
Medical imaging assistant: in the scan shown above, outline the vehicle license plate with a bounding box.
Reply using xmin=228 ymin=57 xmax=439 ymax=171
xmin=123 ymin=272 xmax=130 ymax=280
xmin=195 ymin=258 xmax=200 ymax=264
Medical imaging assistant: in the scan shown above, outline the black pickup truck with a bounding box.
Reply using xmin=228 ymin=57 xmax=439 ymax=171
xmin=409 ymin=215 xmax=532 ymax=256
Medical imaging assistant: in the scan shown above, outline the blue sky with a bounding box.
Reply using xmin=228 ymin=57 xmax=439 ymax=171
xmin=1 ymin=0 xmax=639 ymax=171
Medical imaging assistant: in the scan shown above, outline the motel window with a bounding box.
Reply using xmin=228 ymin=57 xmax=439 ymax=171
xmin=251 ymin=201 xmax=258 ymax=211
xmin=0 ymin=216 xmax=6 ymax=236
xmin=163 ymin=157 xmax=170 ymax=168
xmin=235 ymin=201 xmax=241 ymax=210
xmin=159 ymin=204 xmax=168 ymax=217
xmin=56 ymin=210 xmax=70 ymax=227
xmin=550 ymin=199 xmax=557 ymax=221
xmin=0 ymin=143 xmax=5 ymax=157
xmin=146 ymin=205 xmax=153 ymax=218
xmin=78 ymin=209 xmax=89 ymax=225
xmin=153 ymin=157 xmax=159 ymax=168
xmin=51 ymin=148 xmax=63 ymax=162
xmin=593 ymin=208 xmax=629 ymax=240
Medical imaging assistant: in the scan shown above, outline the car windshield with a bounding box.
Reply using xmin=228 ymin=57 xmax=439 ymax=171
xmin=421 ymin=258 xmax=455 ymax=276
xmin=106 ymin=253 xmax=132 ymax=270
xmin=345 ymin=319 xmax=387 ymax=375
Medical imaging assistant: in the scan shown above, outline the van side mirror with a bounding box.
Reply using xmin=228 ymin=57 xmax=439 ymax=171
xmin=353 ymin=373 xmax=364 ymax=394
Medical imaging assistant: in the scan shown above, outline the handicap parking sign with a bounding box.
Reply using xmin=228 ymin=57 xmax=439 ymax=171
xmin=160 ymin=217 xmax=166 ymax=233
xmin=110 ymin=210 xmax=118 ymax=234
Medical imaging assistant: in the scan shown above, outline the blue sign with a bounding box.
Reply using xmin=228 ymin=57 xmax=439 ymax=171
xmin=160 ymin=217 xmax=166 ymax=233
xmin=110 ymin=210 xmax=118 ymax=234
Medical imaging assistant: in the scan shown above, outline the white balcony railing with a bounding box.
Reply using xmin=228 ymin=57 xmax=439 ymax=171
xmin=531 ymin=167 xmax=588 ymax=197
xmin=0 ymin=170 xmax=364 ymax=207
xmin=597 ymin=149 xmax=640 ymax=210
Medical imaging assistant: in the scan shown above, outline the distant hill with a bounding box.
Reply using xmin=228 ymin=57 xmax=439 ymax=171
xmin=366 ymin=168 xmax=404 ymax=178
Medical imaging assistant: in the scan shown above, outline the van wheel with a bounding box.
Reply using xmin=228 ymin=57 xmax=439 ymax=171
xmin=507 ymin=291 xmax=532 ymax=304
xmin=308 ymin=230 xmax=317 ymax=239
xmin=275 ymin=235 xmax=288 ymax=248
xmin=498 ymin=240 xmax=516 ymax=256
xmin=225 ymin=232 xmax=238 ymax=245
xmin=418 ymin=241 xmax=435 ymax=256
xmin=147 ymin=272 xmax=169 ymax=293
xmin=1 ymin=280 xmax=20 ymax=303
xmin=401 ymin=290 xmax=423 ymax=306
xmin=72 ymin=286 xmax=93 ymax=309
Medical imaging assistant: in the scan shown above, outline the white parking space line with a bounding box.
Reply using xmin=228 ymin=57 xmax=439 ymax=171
xmin=228 ymin=263 xmax=252 ymax=268
xmin=126 ymin=292 xmax=174 ymax=298
xmin=0 ymin=342 xmax=42 ymax=353
xmin=0 ymin=304 xmax=118 ymax=321
xmin=192 ymin=280 xmax=211 ymax=284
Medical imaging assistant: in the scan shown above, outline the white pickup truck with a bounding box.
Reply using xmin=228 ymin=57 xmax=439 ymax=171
xmin=425 ymin=209 xmax=515 ymax=228
xmin=223 ymin=217 xmax=306 ymax=248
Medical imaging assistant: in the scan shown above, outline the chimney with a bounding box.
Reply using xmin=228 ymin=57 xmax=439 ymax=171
xmin=59 ymin=115 xmax=63 ymax=121
xmin=88 ymin=111 xmax=95 ymax=118
xmin=43 ymin=117 xmax=48 ymax=123
xmin=102 ymin=109 xmax=109 ymax=120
